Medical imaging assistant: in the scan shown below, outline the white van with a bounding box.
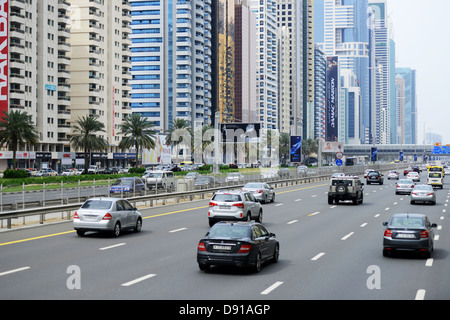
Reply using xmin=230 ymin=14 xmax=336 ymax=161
xmin=142 ymin=170 xmax=175 ymax=190
xmin=427 ymin=171 xmax=443 ymax=189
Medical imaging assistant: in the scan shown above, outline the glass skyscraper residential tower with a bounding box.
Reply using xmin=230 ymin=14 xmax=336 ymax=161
xmin=130 ymin=0 xmax=213 ymax=132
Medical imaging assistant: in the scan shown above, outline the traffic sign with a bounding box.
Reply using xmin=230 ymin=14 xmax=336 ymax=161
xmin=336 ymin=152 xmax=343 ymax=160
xmin=336 ymin=159 xmax=343 ymax=167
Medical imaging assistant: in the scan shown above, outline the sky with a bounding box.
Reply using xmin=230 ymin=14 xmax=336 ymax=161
xmin=388 ymin=0 xmax=450 ymax=144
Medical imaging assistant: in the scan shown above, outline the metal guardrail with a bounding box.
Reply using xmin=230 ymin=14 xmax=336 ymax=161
xmin=0 ymin=164 xmax=407 ymax=230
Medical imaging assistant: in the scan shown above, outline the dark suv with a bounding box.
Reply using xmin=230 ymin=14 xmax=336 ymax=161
xmin=366 ymin=171 xmax=384 ymax=185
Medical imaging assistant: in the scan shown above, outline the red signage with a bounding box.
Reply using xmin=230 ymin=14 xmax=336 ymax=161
xmin=0 ymin=0 xmax=8 ymax=116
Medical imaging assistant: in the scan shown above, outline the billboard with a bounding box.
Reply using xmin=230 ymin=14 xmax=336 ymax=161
xmin=326 ymin=56 xmax=339 ymax=142
xmin=0 ymin=0 xmax=8 ymax=116
xmin=142 ymin=135 xmax=172 ymax=165
xmin=322 ymin=141 xmax=344 ymax=153
xmin=290 ymin=136 xmax=302 ymax=163
xmin=371 ymin=147 xmax=378 ymax=162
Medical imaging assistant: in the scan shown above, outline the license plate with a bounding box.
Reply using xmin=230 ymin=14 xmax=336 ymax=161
xmin=219 ymin=205 xmax=230 ymax=209
xmin=213 ymin=245 xmax=232 ymax=250
xmin=396 ymin=233 xmax=415 ymax=239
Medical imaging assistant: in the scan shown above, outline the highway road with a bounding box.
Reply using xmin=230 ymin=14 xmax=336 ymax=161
xmin=1 ymin=170 xmax=450 ymax=304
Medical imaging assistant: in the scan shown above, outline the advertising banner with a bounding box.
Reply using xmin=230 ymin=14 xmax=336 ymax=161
xmin=290 ymin=136 xmax=302 ymax=163
xmin=326 ymin=56 xmax=339 ymax=142
xmin=0 ymin=0 xmax=8 ymax=116
xmin=142 ymin=135 xmax=171 ymax=165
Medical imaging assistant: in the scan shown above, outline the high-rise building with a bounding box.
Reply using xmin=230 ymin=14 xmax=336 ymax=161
xmin=369 ymin=0 xmax=391 ymax=144
xmin=395 ymin=74 xmax=405 ymax=144
xmin=315 ymin=0 xmax=370 ymax=144
xmin=250 ymin=0 xmax=278 ymax=131
xmin=7 ymin=0 xmax=72 ymax=157
xmin=277 ymin=0 xmax=303 ymax=135
xmin=129 ymin=0 xmax=213 ymax=132
xmin=396 ymin=68 xmax=417 ymax=144
xmin=68 ymin=0 xmax=132 ymax=151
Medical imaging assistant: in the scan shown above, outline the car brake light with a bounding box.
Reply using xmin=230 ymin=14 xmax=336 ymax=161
xmin=74 ymin=212 xmax=79 ymax=219
xmin=384 ymin=229 xmax=392 ymax=237
xmin=257 ymin=190 xmax=263 ymax=193
xmin=238 ymin=244 xmax=252 ymax=253
xmin=209 ymin=201 xmax=217 ymax=207
xmin=412 ymin=192 xmax=417 ymax=196
xmin=411 ymin=185 xmax=414 ymax=188
xmin=198 ymin=242 xmax=207 ymax=251
xmin=233 ymin=203 xmax=244 ymax=208
xmin=102 ymin=213 xmax=112 ymax=220
xmin=420 ymin=230 xmax=429 ymax=239
xmin=427 ymin=193 xmax=434 ymax=196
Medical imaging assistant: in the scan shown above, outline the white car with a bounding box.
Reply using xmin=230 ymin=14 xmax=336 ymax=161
xmin=407 ymin=171 xmax=420 ymax=182
xmin=444 ymin=167 xmax=450 ymax=176
xmin=388 ymin=171 xmax=399 ymax=180
xmin=61 ymin=169 xmax=75 ymax=176
xmin=225 ymin=172 xmax=244 ymax=182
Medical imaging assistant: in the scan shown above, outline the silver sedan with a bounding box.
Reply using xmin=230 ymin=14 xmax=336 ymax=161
xmin=395 ymin=179 xmax=415 ymax=195
xmin=411 ymin=184 xmax=436 ymax=205
xmin=73 ymin=198 xmax=143 ymax=237
xmin=241 ymin=182 xmax=275 ymax=204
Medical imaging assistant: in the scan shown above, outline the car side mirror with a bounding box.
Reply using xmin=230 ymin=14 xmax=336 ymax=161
xmin=382 ymin=222 xmax=388 ymax=226
xmin=431 ymin=223 xmax=437 ymax=228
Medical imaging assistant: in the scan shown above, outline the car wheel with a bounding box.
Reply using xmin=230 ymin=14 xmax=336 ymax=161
xmin=134 ymin=218 xmax=142 ymax=232
xmin=76 ymin=230 xmax=85 ymax=237
xmin=208 ymin=218 xmax=215 ymax=227
xmin=253 ymin=252 xmax=262 ymax=273
xmin=271 ymin=194 xmax=275 ymax=203
xmin=272 ymin=244 xmax=279 ymax=263
xmin=112 ymin=222 xmax=121 ymax=237
xmin=328 ymin=196 xmax=333 ymax=205
xmin=257 ymin=210 xmax=263 ymax=223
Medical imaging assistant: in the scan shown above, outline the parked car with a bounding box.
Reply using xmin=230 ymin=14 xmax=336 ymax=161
xmin=197 ymin=221 xmax=279 ymax=272
xmin=387 ymin=170 xmax=399 ymax=180
xmin=225 ymin=172 xmax=244 ymax=183
xmin=241 ymin=182 xmax=275 ymax=204
xmin=73 ymin=197 xmax=142 ymax=237
xmin=383 ymin=213 xmax=437 ymax=258
xmin=410 ymin=184 xmax=436 ymax=205
xmin=34 ymin=169 xmax=57 ymax=177
xmin=110 ymin=177 xmax=145 ymax=193
xmin=395 ymin=179 xmax=415 ymax=195
xmin=61 ymin=169 xmax=75 ymax=176
xmin=366 ymin=171 xmax=384 ymax=185
xmin=142 ymin=170 xmax=175 ymax=190
xmin=207 ymin=190 xmax=262 ymax=226
xmin=407 ymin=171 xmax=420 ymax=182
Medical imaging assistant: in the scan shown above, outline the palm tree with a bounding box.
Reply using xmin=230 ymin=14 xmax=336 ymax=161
xmin=70 ymin=116 xmax=108 ymax=174
xmin=165 ymin=119 xmax=193 ymax=164
xmin=0 ymin=110 xmax=39 ymax=169
xmin=118 ymin=113 xmax=156 ymax=167
xmin=279 ymin=133 xmax=290 ymax=164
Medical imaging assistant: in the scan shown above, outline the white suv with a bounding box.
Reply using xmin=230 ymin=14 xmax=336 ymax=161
xmin=208 ymin=190 xmax=262 ymax=226
xmin=328 ymin=175 xmax=364 ymax=205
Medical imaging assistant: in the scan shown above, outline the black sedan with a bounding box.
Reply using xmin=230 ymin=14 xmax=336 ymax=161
xmin=197 ymin=221 xmax=279 ymax=273
xmin=383 ymin=213 xmax=437 ymax=258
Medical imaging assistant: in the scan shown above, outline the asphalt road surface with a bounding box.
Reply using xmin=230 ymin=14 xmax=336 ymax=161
xmin=1 ymin=171 xmax=449 ymax=303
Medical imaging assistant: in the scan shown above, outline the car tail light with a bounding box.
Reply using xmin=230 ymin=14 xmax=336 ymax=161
xmin=74 ymin=212 xmax=79 ymax=219
xmin=411 ymin=185 xmax=414 ymax=188
xmin=198 ymin=242 xmax=207 ymax=252
xmin=257 ymin=190 xmax=263 ymax=193
xmin=420 ymin=230 xmax=429 ymax=239
xmin=384 ymin=229 xmax=392 ymax=237
xmin=238 ymin=244 xmax=252 ymax=253
xmin=412 ymin=192 xmax=417 ymax=196
xmin=209 ymin=201 xmax=217 ymax=207
xmin=233 ymin=202 xmax=244 ymax=208
xmin=428 ymin=192 xmax=434 ymax=196
xmin=102 ymin=213 xmax=112 ymax=220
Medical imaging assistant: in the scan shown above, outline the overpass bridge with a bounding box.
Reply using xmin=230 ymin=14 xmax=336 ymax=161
xmin=342 ymin=144 xmax=449 ymax=162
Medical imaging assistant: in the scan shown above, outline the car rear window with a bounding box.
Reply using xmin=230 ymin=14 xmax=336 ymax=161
xmin=212 ymin=194 xmax=242 ymax=202
xmin=82 ymin=200 xmax=113 ymax=210
xmin=332 ymin=180 xmax=353 ymax=186
xmin=429 ymin=173 xmax=442 ymax=178
xmin=208 ymin=225 xmax=251 ymax=239
xmin=390 ymin=217 xmax=424 ymax=228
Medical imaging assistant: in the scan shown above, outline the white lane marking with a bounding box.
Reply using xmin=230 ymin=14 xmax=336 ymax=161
xmin=374 ymin=214 xmax=381 ymax=218
xmin=437 ymin=225 xmax=442 ymax=231
xmin=170 ymin=228 xmax=187 ymax=233
xmin=308 ymin=211 xmax=320 ymax=217
xmin=275 ymin=203 xmax=283 ymax=207
xmin=311 ymin=252 xmax=325 ymax=261
xmin=295 ymin=199 xmax=302 ymax=202
xmin=415 ymin=289 xmax=426 ymax=300
xmin=385 ymin=207 xmax=390 ymax=211
xmin=425 ymin=258 xmax=434 ymax=267
xmin=121 ymin=274 xmax=156 ymax=287
xmin=341 ymin=232 xmax=354 ymax=241
xmin=311 ymin=195 xmax=317 ymax=198
xmin=330 ymin=205 xmax=337 ymax=209
xmin=261 ymin=281 xmax=284 ymax=295
xmin=0 ymin=266 xmax=30 ymax=277
xmin=99 ymin=243 xmax=126 ymax=251
xmin=287 ymin=220 xmax=298 ymax=225
xmin=360 ymin=223 xmax=368 ymax=228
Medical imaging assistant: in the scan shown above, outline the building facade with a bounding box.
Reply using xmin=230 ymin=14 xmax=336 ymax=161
xmin=396 ymin=67 xmax=417 ymax=144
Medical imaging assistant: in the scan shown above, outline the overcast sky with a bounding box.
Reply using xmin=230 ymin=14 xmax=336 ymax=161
xmin=388 ymin=0 xmax=450 ymax=144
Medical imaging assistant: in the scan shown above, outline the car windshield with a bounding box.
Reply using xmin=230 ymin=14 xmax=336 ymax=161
xmin=112 ymin=179 xmax=133 ymax=186
xmin=213 ymin=194 xmax=242 ymax=202
xmin=81 ymin=200 xmax=113 ymax=210
xmin=148 ymin=173 xmax=162 ymax=178
xmin=208 ymin=225 xmax=251 ymax=239
xmin=390 ymin=217 xmax=424 ymax=228
xmin=244 ymin=183 xmax=264 ymax=188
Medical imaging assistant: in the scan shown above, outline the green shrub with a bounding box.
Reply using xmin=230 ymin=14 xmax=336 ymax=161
xmin=3 ymin=169 xmax=28 ymax=179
